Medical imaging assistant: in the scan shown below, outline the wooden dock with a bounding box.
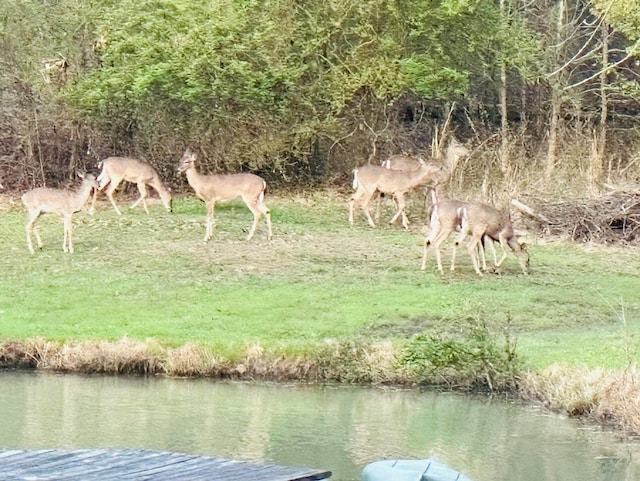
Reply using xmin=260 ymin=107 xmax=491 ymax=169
xmin=0 ymin=449 xmax=332 ymax=480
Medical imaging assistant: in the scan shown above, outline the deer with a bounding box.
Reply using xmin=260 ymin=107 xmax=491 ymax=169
xmin=458 ymin=202 xmax=529 ymax=276
xmin=376 ymin=138 xmax=469 ymax=222
xmin=421 ymin=199 xmax=503 ymax=274
xmin=178 ymin=147 xmax=273 ymax=241
xmin=21 ymin=172 xmax=99 ymax=254
xmin=93 ymin=157 xmax=172 ymax=215
xmin=348 ymin=160 xmax=445 ymax=229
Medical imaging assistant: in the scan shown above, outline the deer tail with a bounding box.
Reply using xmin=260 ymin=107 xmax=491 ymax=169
xmin=352 ymin=168 xmax=359 ymax=190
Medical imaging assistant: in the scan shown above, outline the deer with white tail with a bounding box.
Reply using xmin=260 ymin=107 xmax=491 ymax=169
xmin=381 ymin=137 xmax=469 ymax=204
xmin=93 ymin=157 xmax=172 ymax=215
xmin=22 ymin=172 xmax=99 ymax=254
xmin=457 ymin=202 xmax=529 ymax=275
xmin=348 ymin=160 xmax=446 ymax=229
xmin=178 ymin=147 xmax=273 ymax=241
xmin=421 ymin=199 xmax=504 ymax=274
xmin=351 ymin=138 xmax=469 ymax=229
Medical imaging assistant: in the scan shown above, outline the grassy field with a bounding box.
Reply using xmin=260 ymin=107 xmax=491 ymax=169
xmin=0 ymin=189 xmax=638 ymax=371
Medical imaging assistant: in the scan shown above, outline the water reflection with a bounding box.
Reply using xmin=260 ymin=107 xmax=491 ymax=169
xmin=0 ymin=371 xmax=638 ymax=481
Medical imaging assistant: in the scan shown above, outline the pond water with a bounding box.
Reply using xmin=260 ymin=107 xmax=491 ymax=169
xmin=0 ymin=371 xmax=638 ymax=481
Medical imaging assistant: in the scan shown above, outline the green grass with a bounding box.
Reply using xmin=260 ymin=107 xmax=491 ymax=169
xmin=1 ymin=191 xmax=639 ymax=369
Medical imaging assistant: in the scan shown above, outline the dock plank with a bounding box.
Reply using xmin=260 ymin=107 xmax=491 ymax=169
xmin=0 ymin=449 xmax=331 ymax=481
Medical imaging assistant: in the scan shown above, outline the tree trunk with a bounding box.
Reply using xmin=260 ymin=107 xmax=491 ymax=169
xmin=499 ymin=0 xmax=509 ymax=176
xmin=545 ymin=0 xmax=566 ymax=181
xmin=589 ymin=23 xmax=609 ymax=192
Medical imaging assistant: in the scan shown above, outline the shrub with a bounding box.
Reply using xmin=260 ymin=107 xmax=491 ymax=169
xmin=400 ymin=315 xmax=521 ymax=392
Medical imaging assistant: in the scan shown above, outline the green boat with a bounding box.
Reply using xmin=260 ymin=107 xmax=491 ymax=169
xmin=362 ymin=459 xmax=473 ymax=481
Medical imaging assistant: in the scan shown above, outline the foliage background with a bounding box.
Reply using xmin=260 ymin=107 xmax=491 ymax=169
xmin=1 ymin=0 xmax=639 ymax=197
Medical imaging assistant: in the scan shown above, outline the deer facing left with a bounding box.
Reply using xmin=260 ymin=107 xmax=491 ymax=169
xmin=22 ymin=172 xmax=99 ymax=254
xmin=178 ymin=147 xmax=273 ymax=241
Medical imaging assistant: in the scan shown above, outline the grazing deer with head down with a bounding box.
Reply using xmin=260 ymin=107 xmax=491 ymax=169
xmin=458 ymin=202 xmax=529 ymax=276
xmin=93 ymin=157 xmax=172 ymax=215
xmin=22 ymin=172 xmax=99 ymax=254
xmin=178 ymin=147 xmax=273 ymax=241
xmin=421 ymin=199 xmax=502 ymax=273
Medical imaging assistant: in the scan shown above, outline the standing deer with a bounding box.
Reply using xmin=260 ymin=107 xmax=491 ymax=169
xmin=22 ymin=172 xmax=99 ymax=254
xmin=349 ymin=161 xmax=444 ymax=229
xmin=178 ymin=147 xmax=273 ymax=241
xmin=93 ymin=157 xmax=172 ymax=215
xmin=382 ymin=138 xmax=469 ymax=201
xmin=376 ymin=139 xmax=469 ymax=222
xmin=421 ymin=199 xmax=502 ymax=273
xmin=458 ymin=202 xmax=529 ymax=276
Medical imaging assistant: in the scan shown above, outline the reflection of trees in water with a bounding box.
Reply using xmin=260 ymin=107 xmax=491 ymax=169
xmin=5 ymin=373 xmax=640 ymax=481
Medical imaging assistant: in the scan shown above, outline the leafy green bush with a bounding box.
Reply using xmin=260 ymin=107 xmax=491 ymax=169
xmin=401 ymin=315 xmax=522 ymax=392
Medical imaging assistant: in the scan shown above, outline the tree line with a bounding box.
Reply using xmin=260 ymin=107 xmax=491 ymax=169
xmin=0 ymin=0 xmax=638 ymax=197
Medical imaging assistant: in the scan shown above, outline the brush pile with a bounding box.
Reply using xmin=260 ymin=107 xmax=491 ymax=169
xmin=513 ymin=189 xmax=640 ymax=245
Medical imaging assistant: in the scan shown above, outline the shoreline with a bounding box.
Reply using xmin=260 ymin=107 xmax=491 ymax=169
xmin=2 ymin=337 xmax=638 ymax=438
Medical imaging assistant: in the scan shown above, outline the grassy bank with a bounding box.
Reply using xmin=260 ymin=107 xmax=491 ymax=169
xmin=1 ymin=190 xmax=639 ymax=430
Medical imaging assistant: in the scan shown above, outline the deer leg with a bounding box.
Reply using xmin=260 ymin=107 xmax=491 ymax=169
xmin=510 ymin=239 xmax=530 ymax=275
xmin=63 ymin=214 xmax=73 ymax=253
xmin=466 ymin=235 xmax=484 ymax=276
xmin=490 ymin=239 xmax=501 ymax=267
xmin=264 ymin=210 xmax=273 ymax=240
xmin=25 ymin=211 xmax=41 ymax=254
xmin=104 ymin=181 xmax=122 ymax=215
xmin=422 ymin=206 xmax=453 ymax=273
xmin=421 ymin=237 xmax=448 ymax=274
xmin=255 ymin=196 xmax=272 ymax=240
xmin=33 ymin=225 xmax=42 ymax=249
xmin=452 ymin=223 xmax=469 ymax=270
xmin=420 ymin=238 xmax=430 ymax=271
xmin=479 ymin=237 xmax=489 ymax=271
xmin=204 ymin=201 xmax=215 ymax=242
xmin=363 ymin=206 xmax=376 ymax=227
xmin=348 ymin=192 xmax=362 ymax=226
xmin=246 ymin=213 xmax=260 ymax=240
xmin=435 ymin=234 xmax=447 ymax=274
xmin=348 ymin=198 xmax=355 ymax=225
xmin=349 ymin=188 xmax=376 ymax=227
xmin=484 ymin=236 xmax=503 ymax=268
xmin=131 ymin=183 xmax=150 ymax=214
xmin=389 ymin=193 xmax=408 ymax=228
xmin=450 ymin=219 xmax=468 ymax=272
xmin=495 ymin=235 xmax=510 ymax=267
xmin=449 ymin=240 xmax=458 ymax=272
xmin=432 ymin=225 xmax=456 ymax=274
xmin=374 ymin=192 xmax=382 ymax=224
xmin=375 ymin=193 xmax=399 ymax=224
xmin=360 ymin=192 xmax=377 ymax=227
xmin=244 ymin=198 xmax=264 ymax=241
xmin=89 ymin=187 xmax=98 ymax=216
xmin=422 ymin=207 xmax=439 ymax=271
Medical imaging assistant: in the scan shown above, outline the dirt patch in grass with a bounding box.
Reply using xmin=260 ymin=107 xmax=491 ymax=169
xmin=362 ymin=317 xmax=446 ymax=339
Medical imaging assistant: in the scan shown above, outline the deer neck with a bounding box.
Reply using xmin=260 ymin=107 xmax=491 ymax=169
xmin=443 ymin=149 xmax=456 ymax=173
xmin=74 ymin=181 xmax=95 ymax=210
xmin=185 ymin=166 xmax=201 ymax=183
